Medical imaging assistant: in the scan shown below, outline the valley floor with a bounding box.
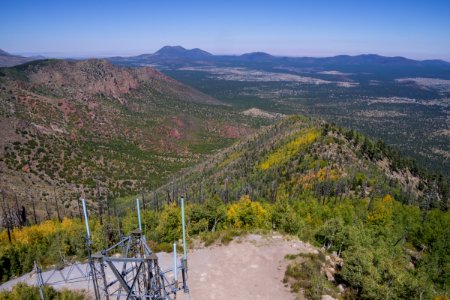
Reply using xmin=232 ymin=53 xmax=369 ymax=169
xmin=0 ymin=234 xmax=319 ymax=300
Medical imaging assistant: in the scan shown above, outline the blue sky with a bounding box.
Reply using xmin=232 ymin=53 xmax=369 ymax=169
xmin=1 ymin=0 xmax=449 ymax=60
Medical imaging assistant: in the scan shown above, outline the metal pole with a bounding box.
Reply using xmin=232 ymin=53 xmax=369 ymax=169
xmin=181 ymin=196 xmax=187 ymax=260
xmin=99 ymin=255 xmax=110 ymax=300
xmin=82 ymin=199 xmax=90 ymax=239
xmin=181 ymin=257 xmax=188 ymax=293
xmin=136 ymin=198 xmax=142 ymax=231
xmin=35 ymin=261 xmax=44 ymax=300
xmin=82 ymin=199 xmax=100 ymax=300
xmin=173 ymin=243 xmax=178 ymax=283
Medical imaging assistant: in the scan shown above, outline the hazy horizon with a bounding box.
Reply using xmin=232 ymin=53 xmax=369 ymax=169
xmin=5 ymin=46 xmax=450 ymax=62
xmin=1 ymin=0 xmax=450 ymax=61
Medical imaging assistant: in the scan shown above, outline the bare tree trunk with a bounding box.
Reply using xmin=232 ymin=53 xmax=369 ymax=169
xmin=166 ymin=189 xmax=171 ymax=205
xmin=367 ymin=196 xmax=374 ymax=211
xmin=96 ymin=178 xmax=103 ymax=225
xmin=77 ymin=196 xmax=82 ymax=222
xmin=141 ymin=190 xmax=146 ymax=210
xmin=14 ymin=194 xmax=21 ymax=228
xmin=154 ymin=190 xmax=159 ymax=212
xmin=1 ymin=190 xmax=12 ymax=243
xmin=19 ymin=206 xmax=27 ymax=227
xmin=200 ymin=180 xmax=203 ymax=204
xmin=105 ymin=190 xmax=112 ymax=242
xmin=54 ymin=187 xmax=62 ymax=222
xmin=31 ymin=193 xmax=38 ymax=224
xmin=113 ymin=199 xmax=122 ymax=236
xmin=422 ymin=192 xmax=432 ymax=224
xmin=172 ymin=180 xmax=175 ymax=204
xmin=4 ymin=194 xmax=14 ymax=231
xmin=224 ymin=178 xmax=229 ymax=203
xmin=45 ymin=199 xmax=51 ymax=220
xmin=106 ymin=190 xmax=111 ymax=219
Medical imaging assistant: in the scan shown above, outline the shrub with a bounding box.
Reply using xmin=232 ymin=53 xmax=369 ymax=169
xmin=0 ymin=283 xmax=85 ymax=300
xmin=188 ymin=195 xmax=226 ymax=234
xmin=156 ymin=204 xmax=181 ymax=243
xmin=227 ymin=195 xmax=270 ymax=229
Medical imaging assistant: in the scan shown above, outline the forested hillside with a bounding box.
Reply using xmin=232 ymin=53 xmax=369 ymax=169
xmin=1 ymin=116 xmax=448 ymax=299
xmin=154 ymin=116 xmax=448 ymax=210
xmin=0 ymin=59 xmax=267 ymax=219
xmin=147 ymin=116 xmax=450 ymax=298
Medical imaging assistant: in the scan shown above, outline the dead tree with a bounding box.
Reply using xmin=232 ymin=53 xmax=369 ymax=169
xmin=77 ymin=196 xmax=82 ymax=222
xmin=1 ymin=190 xmax=12 ymax=243
xmin=106 ymin=190 xmax=111 ymax=219
xmin=141 ymin=190 xmax=146 ymax=210
xmin=113 ymin=197 xmax=122 ymax=236
xmin=270 ymin=180 xmax=278 ymax=203
xmin=45 ymin=199 xmax=51 ymax=220
xmin=224 ymin=177 xmax=229 ymax=203
xmin=96 ymin=178 xmax=103 ymax=225
xmin=5 ymin=195 xmax=14 ymax=232
xmin=154 ymin=190 xmax=159 ymax=212
xmin=199 ymin=180 xmax=203 ymax=204
xmin=105 ymin=190 xmax=113 ymax=242
xmin=171 ymin=179 xmax=176 ymax=203
xmin=20 ymin=206 xmax=27 ymax=226
xmin=166 ymin=189 xmax=171 ymax=205
xmin=14 ymin=194 xmax=21 ymax=228
xmin=54 ymin=188 xmax=62 ymax=222
xmin=30 ymin=193 xmax=38 ymax=224
xmin=422 ymin=180 xmax=439 ymax=224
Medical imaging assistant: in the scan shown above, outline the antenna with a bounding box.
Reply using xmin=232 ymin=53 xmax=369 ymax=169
xmin=82 ymin=198 xmax=90 ymax=238
xmin=34 ymin=261 xmax=44 ymax=300
xmin=81 ymin=199 xmax=100 ymax=300
xmin=180 ymin=195 xmax=189 ymax=292
xmin=136 ymin=198 xmax=142 ymax=231
xmin=181 ymin=195 xmax=187 ymax=260
xmin=173 ymin=242 xmax=178 ymax=283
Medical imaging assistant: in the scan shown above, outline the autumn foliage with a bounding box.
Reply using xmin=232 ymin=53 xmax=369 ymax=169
xmin=226 ymin=195 xmax=269 ymax=228
xmin=260 ymin=128 xmax=318 ymax=170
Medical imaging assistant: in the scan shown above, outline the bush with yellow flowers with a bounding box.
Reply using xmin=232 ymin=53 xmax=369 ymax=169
xmin=226 ymin=195 xmax=270 ymax=229
xmin=367 ymin=194 xmax=394 ymax=225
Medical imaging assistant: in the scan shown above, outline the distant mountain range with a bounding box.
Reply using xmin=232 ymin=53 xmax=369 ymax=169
xmin=2 ymin=46 xmax=450 ymax=71
xmin=108 ymin=45 xmax=450 ymax=72
xmin=0 ymin=49 xmax=39 ymax=67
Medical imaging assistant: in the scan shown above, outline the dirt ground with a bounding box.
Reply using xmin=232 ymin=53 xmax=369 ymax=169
xmin=0 ymin=234 xmax=319 ymax=300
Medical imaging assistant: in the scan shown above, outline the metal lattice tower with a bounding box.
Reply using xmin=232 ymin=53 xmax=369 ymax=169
xmin=35 ymin=197 xmax=189 ymax=300
xmin=90 ymin=229 xmax=187 ymax=299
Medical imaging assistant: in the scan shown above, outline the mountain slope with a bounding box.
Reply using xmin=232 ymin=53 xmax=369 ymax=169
xmin=15 ymin=59 xmax=222 ymax=105
xmin=113 ymin=46 xmax=450 ymax=177
xmin=240 ymin=52 xmax=274 ymax=61
xmin=152 ymin=116 xmax=448 ymax=210
xmin=154 ymin=46 xmax=212 ymax=59
xmin=109 ymin=46 xmax=214 ymax=68
xmin=0 ymin=115 xmax=448 ymax=298
xmin=0 ymin=49 xmax=37 ymax=67
xmin=145 ymin=115 xmax=449 ymax=299
xmin=0 ymin=59 xmax=267 ymax=216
